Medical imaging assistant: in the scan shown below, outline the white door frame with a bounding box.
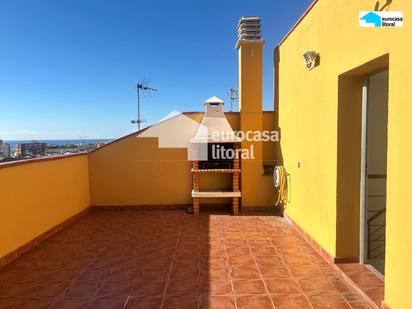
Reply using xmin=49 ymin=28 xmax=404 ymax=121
xmin=359 ymin=77 xmax=369 ymax=265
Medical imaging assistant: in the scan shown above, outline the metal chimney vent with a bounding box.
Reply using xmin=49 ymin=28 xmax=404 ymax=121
xmin=237 ymin=16 xmax=261 ymax=41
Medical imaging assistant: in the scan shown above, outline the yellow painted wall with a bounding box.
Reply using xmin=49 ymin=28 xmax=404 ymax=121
xmin=89 ymin=113 xmax=225 ymax=206
xmin=277 ymin=0 xmax=412 ymax=307
xmin=89 ymin=112 xmax=278 ymax=207
xmin=0 ymin=155 xmax=90 ymax=258
xmin=262 ymin=112 xmax=281 ymax=164
xmin=89 ymin=133 xmax=193 ymax=206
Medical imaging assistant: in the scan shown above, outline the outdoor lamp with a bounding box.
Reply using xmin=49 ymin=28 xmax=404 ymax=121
xmin=303 ymin=51 xmax=319 ymax=70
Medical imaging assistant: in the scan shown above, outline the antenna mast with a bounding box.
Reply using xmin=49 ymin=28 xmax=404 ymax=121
xmin=131 ymin=81 xmax=158 ymax=130
xmin=228 ymin=87 xmax=239 ymax=112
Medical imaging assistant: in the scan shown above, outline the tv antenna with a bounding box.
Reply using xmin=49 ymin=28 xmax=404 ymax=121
xmin=131 ymin=79 xmax=158 ymax=130
xmin=228 ymin=87 xmax=238 ymax=112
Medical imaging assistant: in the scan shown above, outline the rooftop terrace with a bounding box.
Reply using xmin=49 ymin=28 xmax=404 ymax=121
xmin=0 ymin=210 xmax=374 ymax=309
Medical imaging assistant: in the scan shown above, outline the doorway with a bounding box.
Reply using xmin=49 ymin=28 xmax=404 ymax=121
xmin=360 ymin=70 xmax=388 ymax=275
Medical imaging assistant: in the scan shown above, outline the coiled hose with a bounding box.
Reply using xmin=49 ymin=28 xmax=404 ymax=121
xmin=274 ymin=166 xmax=290 ymax=206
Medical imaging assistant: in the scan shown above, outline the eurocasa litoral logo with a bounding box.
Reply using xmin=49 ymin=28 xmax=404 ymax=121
xmin=359 ymin=11 xmax=403 ymax=27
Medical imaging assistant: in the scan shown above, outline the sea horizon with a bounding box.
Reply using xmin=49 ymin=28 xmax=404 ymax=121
xmin=4 ymin=139 xmax=114 ymax=150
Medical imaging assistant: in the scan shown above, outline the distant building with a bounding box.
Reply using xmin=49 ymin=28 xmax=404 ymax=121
xmin=0 ymin=140 xmax=11 ymax=159
xmin=16 ymin=141 xmax=47 ymax=157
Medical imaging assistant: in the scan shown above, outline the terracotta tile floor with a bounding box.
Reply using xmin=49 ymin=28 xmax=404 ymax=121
xmin=337 ymin=264 xmax=384 ymax=307
xmin=0 ymin=210 xmax=374 ymax=309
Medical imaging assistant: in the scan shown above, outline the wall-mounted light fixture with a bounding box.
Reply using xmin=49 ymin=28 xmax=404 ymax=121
xmin=303 ymin=51 xmax=319 ymax=70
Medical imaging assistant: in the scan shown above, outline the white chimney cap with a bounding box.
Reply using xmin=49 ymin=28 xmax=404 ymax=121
xmin=204 ymin=96 xmax=224 ymax=104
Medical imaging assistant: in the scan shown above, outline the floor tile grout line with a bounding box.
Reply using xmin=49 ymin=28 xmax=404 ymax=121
xmin=246 ymin=235 xmax=276 ymax=308
xmin=265 ymin=217 xmax=317 ymax=308
xmin=97 ymin=220 xmax=140 ymax=309
xmin=284 ymin=216 xmax=376 ymax=308
xmin=197 ymin=220 xmax=203 ymax=309
xmin=324 ymin=276 xmax=365 ymax=309
xmin=159 ymin=218 xmax=184 ymax=309
xmin=122 ymin=229 xmax=158 ymax=308
xmin=267 ymin=217 xmax=316 ymax=309
xmin=221 ymin=220 xmax=238 ymax=309
xmin=47 ymin=218 xmax=115 ymax=309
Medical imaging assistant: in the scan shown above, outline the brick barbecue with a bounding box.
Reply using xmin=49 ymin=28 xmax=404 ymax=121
xmin=190 ymin=97 xmax=241 ymax=215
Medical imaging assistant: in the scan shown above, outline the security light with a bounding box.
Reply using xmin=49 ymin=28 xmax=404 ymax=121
xmin=303 ymin=51 xmax=319 ymax=70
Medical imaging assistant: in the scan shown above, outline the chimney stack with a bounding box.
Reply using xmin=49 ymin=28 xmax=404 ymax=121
xmin=236 ymin=16 xmax=265 ymax=207
xmin=235 ymin=16 xmax=264 ymax=113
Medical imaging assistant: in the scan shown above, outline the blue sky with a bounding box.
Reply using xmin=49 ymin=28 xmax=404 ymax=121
xmin=0 ymin=0 xmax=312 ymax=140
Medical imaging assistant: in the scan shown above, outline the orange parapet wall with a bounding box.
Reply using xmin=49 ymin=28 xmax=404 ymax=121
xmin=0 ymin=154 xmax=90 ymax=260
xmin=88 ymin=133 xmax=193 ymax=207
